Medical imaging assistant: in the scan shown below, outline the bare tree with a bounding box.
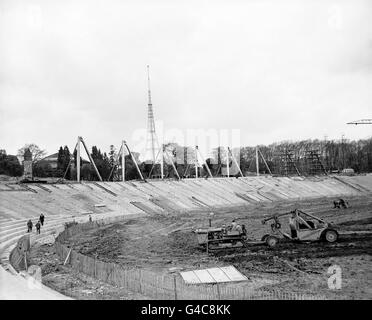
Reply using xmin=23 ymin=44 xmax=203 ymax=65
xmin=17 ymin=143 xmax=46 ymax=163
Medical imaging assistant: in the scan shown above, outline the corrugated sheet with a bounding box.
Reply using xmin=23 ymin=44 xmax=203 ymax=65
xmin=180 ymin=265 xmax=248 ymax=284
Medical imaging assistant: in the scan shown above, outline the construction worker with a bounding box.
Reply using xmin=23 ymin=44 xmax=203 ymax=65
xmin=333 ymin=200 xmax=340 ymax=209
xmin=231 ymin=219 xmax=238 ymax=230
xmin=339 ymin=199 xmax=348 ymax=208
xmin=289 ymin=211 xmax=299 ymax=238
xmin=231 ymin=219 xmax=243 ymax=233
xmin=89 ymin=215 xmax=92 ymax=222
xmin=290 ymin=210 xmax=312 ymax=234
xmin=27 ymin=219 xmax=33 ymax=233
xmin=334 ymin=199 xmax=348 ymax=209
xmin=39 ymin=213 xmax=45 ymax=226
xmin=35 ymin=220 xmax=41 ymax=234
xmin=235 ymin=224 xmax=243 ymax=233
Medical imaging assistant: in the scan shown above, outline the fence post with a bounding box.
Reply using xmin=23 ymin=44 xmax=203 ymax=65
xmin=94 ymin=258 xmax=97 ymax=278
xmin=173 ymin=275 xmax=177 ymax=300
xmin=138 ymin=269 xmax=142 ymax=294
xmin=216 ymin=283 xmax=221 ymax=299
xmin=63 ymin=248 xmax=72 ymax=265
xmin=24 ymin=251 xmax=27 ymax=271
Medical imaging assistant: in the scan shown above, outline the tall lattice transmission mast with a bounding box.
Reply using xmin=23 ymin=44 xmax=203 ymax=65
xmin=146 ymin=65 xmax=157 ymax=163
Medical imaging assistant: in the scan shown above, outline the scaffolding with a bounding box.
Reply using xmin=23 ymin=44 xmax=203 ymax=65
xmin=276 ymin=149 xmax=301 ymax=176
xmin=303 ymin=150 xmax=327 ymax=176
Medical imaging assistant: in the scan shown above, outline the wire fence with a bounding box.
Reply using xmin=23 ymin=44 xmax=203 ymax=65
xmin=54 ymin=217 xmax=326 ymax=300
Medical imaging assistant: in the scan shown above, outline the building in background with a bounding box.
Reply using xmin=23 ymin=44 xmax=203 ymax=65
xmin=22 ymin=148 xmax=33 ymax=180
xmin=38 ymin=153 xmax=59 ymax=169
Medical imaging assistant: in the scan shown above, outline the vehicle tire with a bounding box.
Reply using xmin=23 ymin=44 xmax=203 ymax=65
xmin=261 ymin=234 xmax=269 ymax=242
xmin=324 ymin=230 xmax=338 ymax=243
xmin=266 ymin=236 xmax=279 ymax=247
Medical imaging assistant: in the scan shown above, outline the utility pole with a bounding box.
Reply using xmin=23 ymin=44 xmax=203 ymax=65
xmin=80 ymin=137 xmax=103 ymax=181
xmin=228 ymin=147 xmax=244 ymax=177
xmin=258 ymin=148 xmax=272 ymax=175
xmin=68 ymin=136 xmax=103 ymax=182
xmin=256 ymin=146 xmax=259 ymax=176
xmin=123 ymin=141 xmax=145 ymax=181
xmin=163 ymin=145 xmax=181 ymax=180
xmin=121 ymin=140 xmax=125 ymax=182
xmin=341 ymin=134 xmax=345 ymax=169
xmin=226 ymin=147 xmax=230 ymax=177
xmin=76 ymin=136 xmax=81 ymax=182
xmin=195 ymin=145 xmax=213 ymax=178
xmin=160 ymin=143 xmax=164 ymax=179
xmin=195 ymin=148 xmax=198 ymax=178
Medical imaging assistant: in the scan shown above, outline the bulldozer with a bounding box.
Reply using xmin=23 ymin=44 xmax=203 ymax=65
xmin=261 ymin=209 xmax=339 ymax=247
xmin=194 ymin=224 xmax=248 ymax=251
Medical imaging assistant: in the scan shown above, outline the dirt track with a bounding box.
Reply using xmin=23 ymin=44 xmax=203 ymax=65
xmin=44 ymin=195 xmax=372 ymax=299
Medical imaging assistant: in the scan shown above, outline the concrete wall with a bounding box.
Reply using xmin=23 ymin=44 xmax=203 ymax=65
xmin=0 ymin=175 xmax=371 ymax=220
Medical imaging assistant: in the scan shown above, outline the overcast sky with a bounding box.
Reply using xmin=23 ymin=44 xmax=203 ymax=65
xmin=0 ymin=0 xmax=371 ymax=158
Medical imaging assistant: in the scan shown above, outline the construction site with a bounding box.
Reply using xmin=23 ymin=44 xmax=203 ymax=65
xmin=2 ymin=0 xmax=372 ymax=307
xmin=1 ymin=150 xmax=372 ymax=300
xmin=1 ymin=61 xmax=372 ymax=300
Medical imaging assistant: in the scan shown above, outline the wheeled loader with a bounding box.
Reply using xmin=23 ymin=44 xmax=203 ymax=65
xmin=261 ymin=209 xmax=339 ymax=247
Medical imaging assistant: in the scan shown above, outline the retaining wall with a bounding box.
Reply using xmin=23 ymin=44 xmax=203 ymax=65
xmin=9 ymin=235 xmax=30 ymax=272
xmin=1 ymin=176 xmax=371 ymax=220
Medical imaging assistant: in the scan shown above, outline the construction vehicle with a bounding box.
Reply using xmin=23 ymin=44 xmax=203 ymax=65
xmin=261 ymin=209 xmax=339 ymax=247
xmin=333 ymin=199 xmax=349 ymax=209
xmin=194 ymin=224 xmax=248 ymax=250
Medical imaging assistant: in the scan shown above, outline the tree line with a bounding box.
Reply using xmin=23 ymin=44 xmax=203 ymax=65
xmin=0 ymin=149 xmax=23 ymax=176
xmin=144 ymin=138 xmax=372 ymax=177
xmin=237 ymin=138 xmax=372 ymax=175
xmin=33 ymin=144 xmax=143 ymax=181
xmin=0 ymin=137 xmax=371 ymax=180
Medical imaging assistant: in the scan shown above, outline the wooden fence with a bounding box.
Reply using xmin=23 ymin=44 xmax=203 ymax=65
xmin=55 ymin=218 xmax=326 ymax=300
xmin=9 ymin=234 xmax=30 ymax=271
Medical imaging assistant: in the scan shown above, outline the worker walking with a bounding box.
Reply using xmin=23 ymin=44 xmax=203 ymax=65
xmin=39 ymin=213 xmax=45 ymax=226
xmin=35 ymin=220 xmax=41 ymax=234
xmin=27 ymin=219 xmax=33 ymax=233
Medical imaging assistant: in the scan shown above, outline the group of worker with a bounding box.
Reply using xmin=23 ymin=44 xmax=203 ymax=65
xmin=26 ymin=213 xmax=45 ymax=235
xmin=230 ymin=219 xmax=243 ymax=233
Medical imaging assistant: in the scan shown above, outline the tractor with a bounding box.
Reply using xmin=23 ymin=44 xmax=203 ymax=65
xmin=194 ymin=224 xmax=248 ymax=251
xmin=261 ymin=209 xmax=339 ymax=247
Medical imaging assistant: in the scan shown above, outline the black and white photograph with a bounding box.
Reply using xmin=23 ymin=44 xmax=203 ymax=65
xmin=0 ymin=0 xmax=371 ymax=307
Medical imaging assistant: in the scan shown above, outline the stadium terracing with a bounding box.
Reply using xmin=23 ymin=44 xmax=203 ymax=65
xmin=1 ymin=174 xmax=372 ymax=299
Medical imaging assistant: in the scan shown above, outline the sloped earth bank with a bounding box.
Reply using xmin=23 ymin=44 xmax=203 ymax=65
xmin=34 ymin=195 xmax=372 ymax=299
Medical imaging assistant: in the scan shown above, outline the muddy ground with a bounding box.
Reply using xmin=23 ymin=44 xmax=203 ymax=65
xmin=33 ymin=195 xmax=372 ymax=299
xmin=29 ymin=243 xmax=151 ymax=300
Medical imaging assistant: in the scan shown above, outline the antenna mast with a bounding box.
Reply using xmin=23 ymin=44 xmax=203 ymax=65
xmin=146 ymin=65 xmax=157 ymax=164
xmin=147 ymin=65 xmax=152 ymax=105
